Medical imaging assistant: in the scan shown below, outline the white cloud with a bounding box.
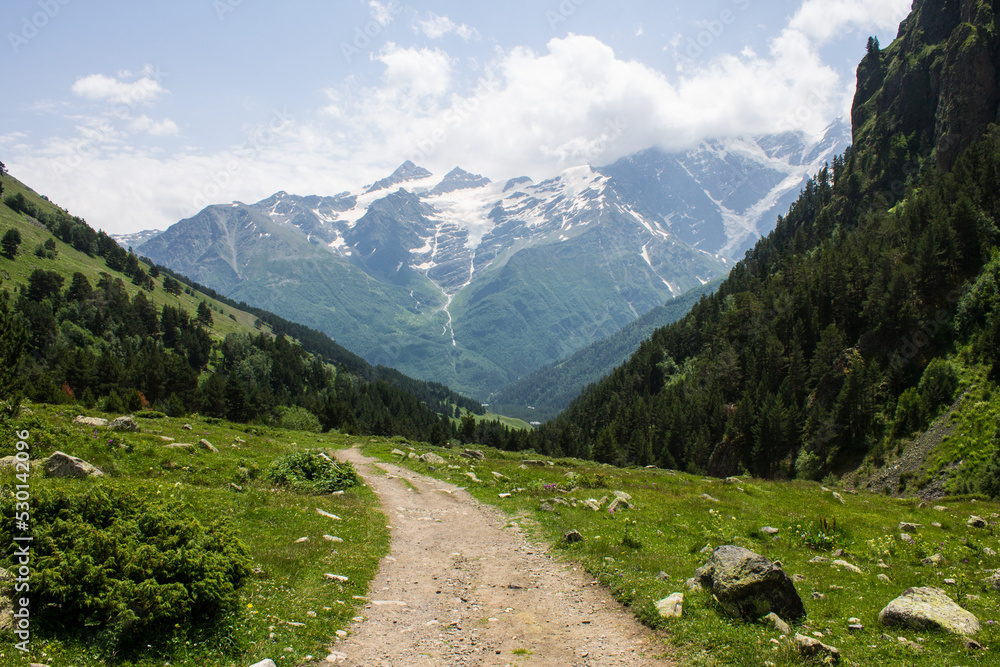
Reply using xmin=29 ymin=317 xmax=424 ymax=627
xmin=369 ymin=0 xmax=396 ymax=27
xmin=415 ymin=13 xmax=479 ymax=41
xmin=376 ymin=43 xmax=452 ymax=98
xmin=790 ymin=0 xmax=911 ymax=45
xmin=71 ymin=72 xmax=168 ymax=106
xmin=130 ymin=115 xmax=179 ymax=137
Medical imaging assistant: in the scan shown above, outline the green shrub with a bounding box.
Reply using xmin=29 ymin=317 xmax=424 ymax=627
xmin=135 ymin=410 xmax=167 ymax=419
xmin=265 ymin=451 xmax=359 ymax=494
xmin=918 ymin=358 xmax=959 ymax=418
xmin=276 ymin=405 xmax=322 ymax=433
xmin=0 ymin=485 xmax=252 ymax=653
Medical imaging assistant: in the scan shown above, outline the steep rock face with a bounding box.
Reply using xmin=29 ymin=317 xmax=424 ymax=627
xmin=853 ymin=0 xmax=999 ymax=189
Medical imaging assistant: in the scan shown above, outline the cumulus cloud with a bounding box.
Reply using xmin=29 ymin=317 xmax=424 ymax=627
xmin=415 ymin=13 xmax=479 ymax=41
xmin=790 ymin=0 xmax=911 ymax=45
xmin=369 ymin=0 xmax=397 ymax=27
xmin=71 ymin=71 xmax=168 ymax=106
xmin=376 ymin=43 xmax=453 ymax=98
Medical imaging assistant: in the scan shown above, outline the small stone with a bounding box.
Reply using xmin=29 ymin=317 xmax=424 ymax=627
xmin=922 ymin=553 xmax=946 ymax=566
xmin=74 ymin=415 xmax=107 ymax=427
xmin=931 ymin=521 xmax=942 ymax=528
xmin=563 ymin=530 xmax=584 ymax=544
xmin=794 ymin=633 xmax=841 ymax=664
xmin=229 ymin=483 xmax=243 ymax=492
xmin=943 ymin=578 xmax=957 ymax=585
xmin=656 ymin=571 xmax=671 ymax=581
xmin=325 ymin=652 xmax=348 ymax=664
xmin=933 ymin=505 xmax=947 ymax=512
xmin=108 ymin=416 xmax=140 ymax=432
xmin=701 ymin=493 xmax=720 ymax=503
xmin=323 ymin=535 xmax=343 ymax=543
xmin=964 ymin=638 xmax=985 ymax=651
xmin=421 ymin=453 xmax=446 ymax=464
xmin=967 ymin=515 xmax=987 ymax=528
xmin=335 ymin=630 xmax=348 ymax=638
xmin=832 ymin=492 xmax=846 ymax=504
xmin=809 ymin=556 xmax=829 ymax=564
xmin=295 ymin=537 xmax=310 ymax=544
xmin=764 ymin=612 xmax=791 ymax=635
xmin=984 ymin=547 xmax=996 ymax=556
xmin=182 ymin=423 xmax=193 ymax=431
xmin=198 ymin=438 xmax=218 ymax=452
xmin=249 ymin=660 xmax=277 ymax=667
xmin=793 ymin=574 xmax=807 ymax=582
xmin=831 ymin=560 xmax=863 ymax=574
xmin=498 ymin=493 xmax=512 ymax=498
xmin=812 ymin=592 xmax=825 ymax=600
xmin=655 ymin=592 xmax=684 ymax=619
xmin=307 ymin=610 xmax=317 ymax=617
xmin=878 ymin=574 xmax=892 ymax=583
xmin=761 ymin=526 xmax=779 ymax=535
xmin=324 ymin=573 xmax=349 ymax=582
xmin=539 ymin=502 xmax=555 ymax=512
xmin=464 ymin=472 xmax=481 ymax=483
xmin=899 ymin=522 xmax=920 ymax=532
xmin=900 ymin=533 xmax=913 ymax=542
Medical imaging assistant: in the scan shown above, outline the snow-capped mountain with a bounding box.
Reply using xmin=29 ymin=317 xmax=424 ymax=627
xmin=114 ymin=228 xmax=163 ymax=249
xmin=138 ymin=124 xmax=848 ymax=398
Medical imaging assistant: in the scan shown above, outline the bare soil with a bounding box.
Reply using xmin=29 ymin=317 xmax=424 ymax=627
xmin=325 ymin=447 xmax=672 ymax=666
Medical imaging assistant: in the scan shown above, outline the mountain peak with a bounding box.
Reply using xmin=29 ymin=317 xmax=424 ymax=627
xmin=365 ymin=161 xmax=433 ymax=195
xmin=426 ymin=167 xmax=491 ymax=197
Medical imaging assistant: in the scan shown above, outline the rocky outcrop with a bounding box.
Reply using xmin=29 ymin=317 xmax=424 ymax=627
xmin=852 ymin=0 xmax=1000 ymax=193
xmin=879 ymin=586 xmax=980 ymax=635
xmin=695 ymin=545 xmax=805 ymax=622
xmin=108 ymin=415 xmax=140 ymax=432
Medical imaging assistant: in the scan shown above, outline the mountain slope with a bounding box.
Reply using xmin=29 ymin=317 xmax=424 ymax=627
xmin=488 ymin=278 xmax=722 ymax=423
xmin=530 ymin=0 xmax=1000 ymax=486
xmin=138 ymin=126 xmax=846 ymax=399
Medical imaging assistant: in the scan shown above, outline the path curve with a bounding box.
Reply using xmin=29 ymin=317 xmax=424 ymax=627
xmin=328 ymin=448 xmax=672 ymax=666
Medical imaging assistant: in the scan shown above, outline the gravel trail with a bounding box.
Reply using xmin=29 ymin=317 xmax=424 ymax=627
xmin=327 ymin=447 xmax=672 ymax=667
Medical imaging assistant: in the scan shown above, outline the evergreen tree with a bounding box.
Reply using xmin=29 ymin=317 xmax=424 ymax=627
xmin=2 ymin=228 xmax=21 ymax=258
xmin=0 ymin=291 xmax=26 ymax=418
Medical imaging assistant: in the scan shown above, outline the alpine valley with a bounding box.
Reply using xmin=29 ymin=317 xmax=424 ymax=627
xmin=133 ymin=123 xmax=849 ymax=400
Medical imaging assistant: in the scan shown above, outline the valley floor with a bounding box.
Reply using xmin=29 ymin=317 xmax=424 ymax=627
xmin=328 ymin=448 xmax=670 ymax=666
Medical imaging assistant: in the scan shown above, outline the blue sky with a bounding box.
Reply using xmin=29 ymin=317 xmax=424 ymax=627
xmin=1 ymin=0 xmax=910 ymax=234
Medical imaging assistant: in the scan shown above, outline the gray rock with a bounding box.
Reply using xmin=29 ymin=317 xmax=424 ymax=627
xmin=613 ymin=490 xmax=632 ymax=502
xmin=407 ymin=452 xmax=419 ymax=460
xmin=0 ymin=567 xmax=13 ymax=631
xmin=899 ymin=522 xmax=920 ymax=532
xmin=878 ymin=574 xmax=892 ymax=583
xmin=933 ymin=505 xmax=948 ymax=512
xmin=655 ymin=593 xmax=684 ymax=618
xmin=391 ymin=448 xmax=406 ymax=458
xmin=724 ymin=476 xmax=741 ymax=484
xmin=74 ymin=415 xmax=108 ymax=427
xmin=420 ymin=453 xmax=446 ymax=464
xmin=832 ymin=491 xmax=846 ymax=504
xmin=463 ymin=449 xmax=485 ymax=461
xmin=539 ymin=502 xmax=555 ymax=512
xmin=879 ymin=586 xmax=980 ymax=636
xmin=701 ymin=493 xmax=720 ymax=503
xmin=656 ymin=571 xmax=671 ymax=581
xmin=107 ymin=416 xmax=140 ymax=432
xmin=198 ymin=439 xmax=219 ymax=453
xmin=922 ymin=553 xmax=946 ymax=566
xmin=182 ymin=423 xmax=193 ymax=430
xmin=809 ymin=556 xmax=829 ymax=564
xmin=249 ymin=660 xmax=277 ymax=667
xmin=695 ymin=545 xmax=805 ymax=621
xmin=521 ymin=459 xmax=547 ymax=467
xmin=794 ymin=634 xmax=840 ymax=664
xmin=831 ymin=559 xmax=863 ymax=574
xmin=607 ymin=497 xmax=630 ymax=512
xmin=967 ymin=515 xmax=987 ymax=528
xmin=0 ymin=456 xmax=18 ymax=470
xmin=164 ymin=443 xmax=195 ymax=451
xmin=764 ymin=611 xmax=791 ymax=635
xmin=761 ymin=526 xmax=779 ymax=535
xmin=43 ymin=451 xmax=103 ymax=478
xmin=464 ymin=472 xmax=481 ymax=483
xmin=563 ymin=530 xmax=584 ymax=544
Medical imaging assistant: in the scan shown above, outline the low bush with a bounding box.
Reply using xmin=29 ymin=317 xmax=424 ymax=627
xmin=0 ymin=485 xmax=252 ymax=654
xmin=265 ymin=451 xmax=359 ymax=494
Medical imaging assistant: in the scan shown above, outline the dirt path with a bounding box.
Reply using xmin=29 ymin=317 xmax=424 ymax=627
xmin=327 ymin=448 xmax=671 ymax=667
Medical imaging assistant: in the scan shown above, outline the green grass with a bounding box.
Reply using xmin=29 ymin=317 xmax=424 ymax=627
xmin=360 ymin=441 xmax=1000 ymax=667
xmin=0 ymin=404 xmax=389 ymax=667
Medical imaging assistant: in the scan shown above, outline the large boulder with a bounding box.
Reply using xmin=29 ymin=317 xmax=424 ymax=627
xmin=43 ymin=451 xmax=104 ymax=478
xmin=696 ymin=545 xmax=805 ymax=621
xmin=879 ymin=587 xmax=980 ymax=636
xmin=421 ymin=453 xmax=446 ymax=464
